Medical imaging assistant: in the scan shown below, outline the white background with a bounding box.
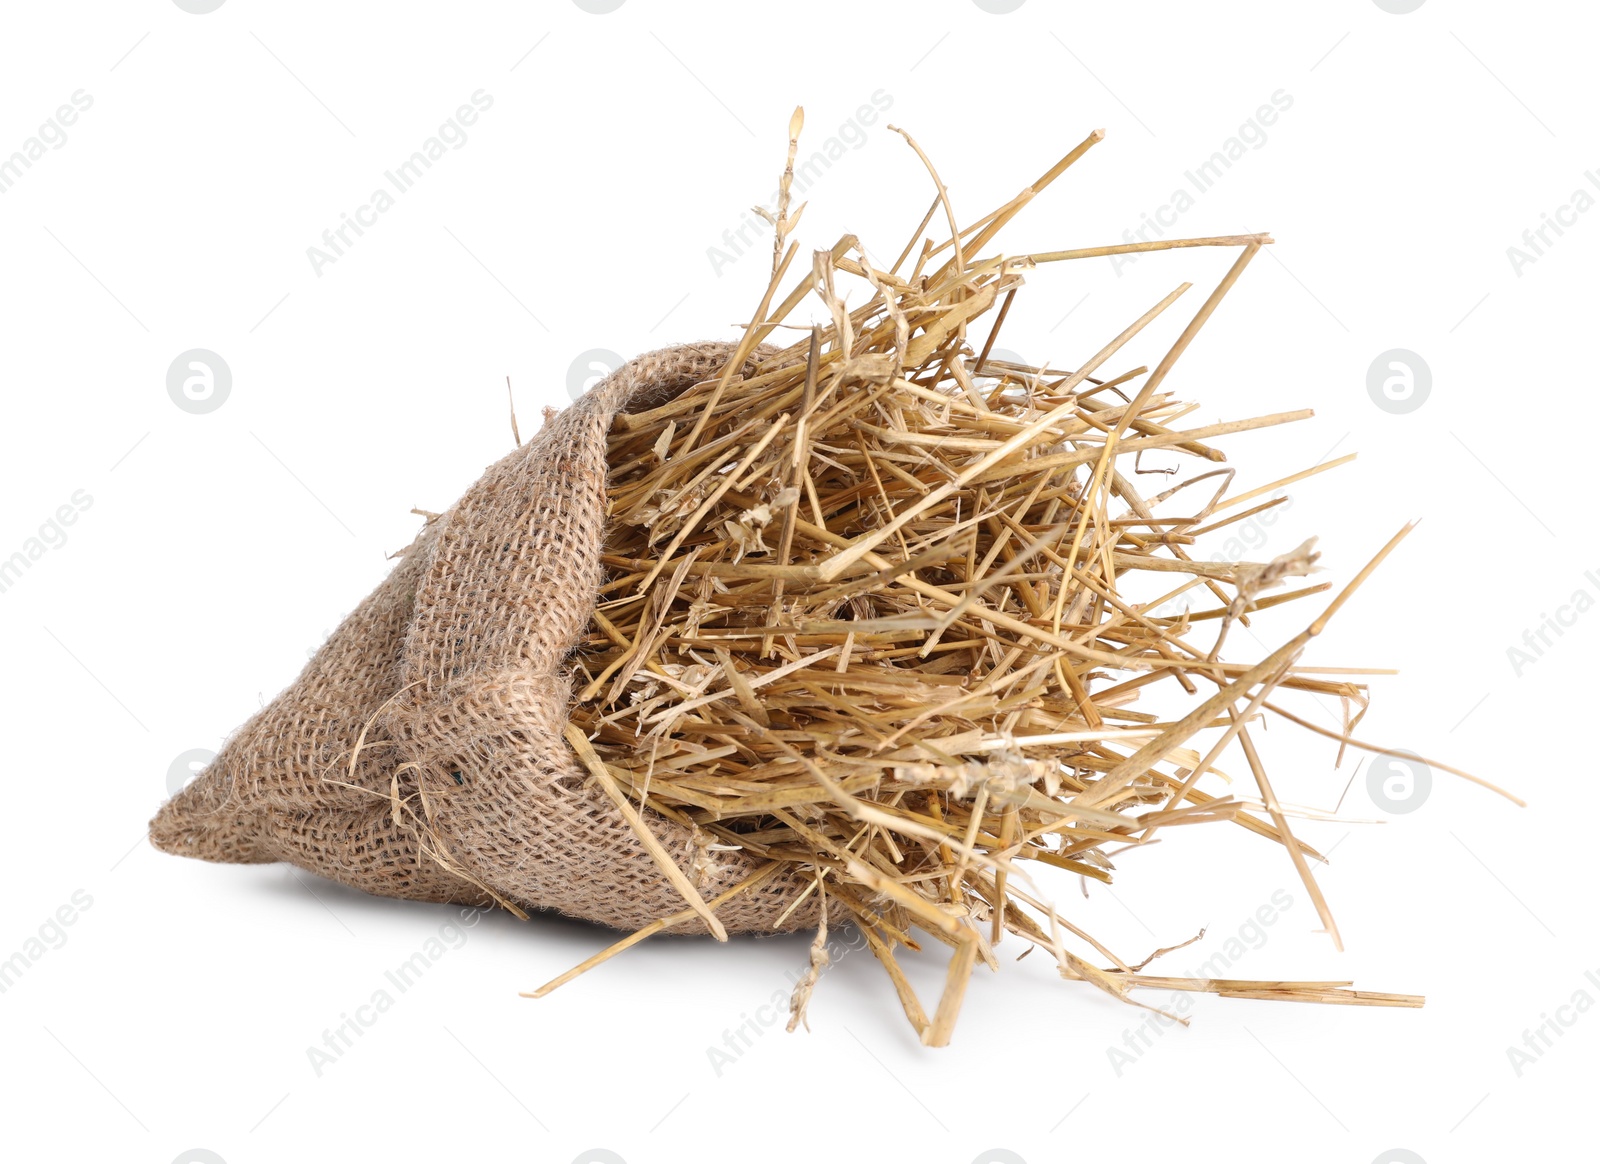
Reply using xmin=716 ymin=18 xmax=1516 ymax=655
xmin=1 ymin=2 xmax=1594 ymax=1162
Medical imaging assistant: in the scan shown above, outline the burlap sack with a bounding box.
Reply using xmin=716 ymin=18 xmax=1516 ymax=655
xmin=150 ymin=343 xmax=826 ymax=934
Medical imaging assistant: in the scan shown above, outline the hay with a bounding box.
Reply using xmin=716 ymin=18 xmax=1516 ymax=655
xmin=527 ymin=114 xmax=1519 ymax=1045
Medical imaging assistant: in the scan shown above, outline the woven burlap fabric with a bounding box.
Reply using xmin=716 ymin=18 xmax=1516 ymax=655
xmin=150 ymin=343 xmax=828 ymax=934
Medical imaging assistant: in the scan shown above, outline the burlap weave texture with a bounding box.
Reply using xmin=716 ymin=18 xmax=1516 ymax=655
xmin=150 ymin=343 xmax=826 ymax=935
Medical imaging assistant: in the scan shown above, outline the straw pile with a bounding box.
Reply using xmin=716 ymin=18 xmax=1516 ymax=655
xmin=530 ymin=116 xmax=1518 ymax=1044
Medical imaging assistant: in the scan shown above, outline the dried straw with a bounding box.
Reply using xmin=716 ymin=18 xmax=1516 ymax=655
xmin=528 ymin=113 xmax=1519 ymax=1045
